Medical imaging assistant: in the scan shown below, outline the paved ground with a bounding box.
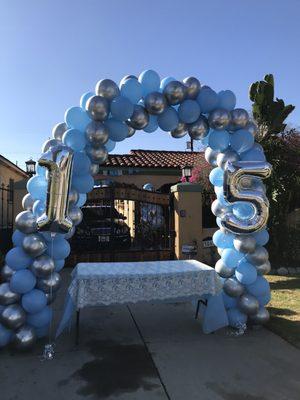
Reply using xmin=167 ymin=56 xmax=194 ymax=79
xmin=1 ymin=270 xmax=299 ymax=400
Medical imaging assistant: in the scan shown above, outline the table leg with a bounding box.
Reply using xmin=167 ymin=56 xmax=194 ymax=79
xmin=75 ymin=309 xmax=80 ymax=345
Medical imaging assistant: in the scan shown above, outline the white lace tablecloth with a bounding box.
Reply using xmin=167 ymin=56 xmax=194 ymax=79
xmin=68 ymin=260 xmax=223 ymax=309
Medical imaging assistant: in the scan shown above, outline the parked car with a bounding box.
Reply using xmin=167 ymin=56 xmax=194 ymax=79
xmin=70 ymin=204 xmax=131 ymax=250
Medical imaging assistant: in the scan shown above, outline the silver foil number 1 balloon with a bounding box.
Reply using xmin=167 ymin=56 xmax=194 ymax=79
xmin=222 ymin=161 xmax=272 ymax=234
xmin=37 ymin=145 xmax=74 ymax=233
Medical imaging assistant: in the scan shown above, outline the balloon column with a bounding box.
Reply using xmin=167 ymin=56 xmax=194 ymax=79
xmin=0 ymin=70 xmax=272 ymax=350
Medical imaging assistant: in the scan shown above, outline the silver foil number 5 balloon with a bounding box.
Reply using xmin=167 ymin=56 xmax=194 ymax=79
xmin=222 ymin=161 xmax=272 ymax=234
xmin=37 ymin=145 xmax=74 ymax=233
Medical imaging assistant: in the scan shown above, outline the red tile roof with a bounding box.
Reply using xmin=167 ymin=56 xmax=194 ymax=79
xmin=104 ymin=150 xmax=208 ymax=169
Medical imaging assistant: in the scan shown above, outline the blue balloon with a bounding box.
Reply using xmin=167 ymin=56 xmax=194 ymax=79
xmin=144 ymin=115 xmax=158 ymax=133
xmin=72 ymin=174 xmax=94 ymax=194
xmin=209 ymin=167 xmax=224 ymax=187
xmin=197 ymin=88 xmax=218 ymax=113
xmin=35 ymin=324 xmax=49 ymax=338
xmin=0 ymin=323 xmax=12 ymax=347
xmin=80 ymin=91 xmax=94 ymax=109
xmin=5 ymin=247 xmax=32 ymax=270
xmin=246 ymin=276 xmax=270 ymax=297
xmin=36 ymin=164 xmax=46 ymax=176
xmin=253 ymin=229 xmax=269 ymax=246
xmin=208 ymin=129 xmax=230 ymax=151
xmin=65 ymin=106 xmax=91 ymax=131
xmin=76 ymin=193 xmax=87 ymax=208
xmin=105 ymin=118 xmax=129 ymax=142
xmin=216 ymin=217 xmax=222 ymax=228
xmin=222 ymin=292 xmax=238 ymax=309
xmin=213 ymin=229 xmax=234 ymax=248
xmin=227 ymin=308 xmax=247 ymax=328
xmin=240 ymin=144 xmax=266 ymax=161
xmin=230 ymin=129 xmax=254 ymax=153
xmin=178 ymin=100 xmax=201 ymax=123
xmin=33 ymin=199 xmax=45 ymax=218
xmin=27 ymin=306 xmax=52 ymax=328
xmin=12 ymin=230 xmax=26 ymax=247
xmin=41 ymin=232 xmax=64 ymax=242
xmin=22 ymin=289 xmax=47 ymax=314
xmin=233 ymin=202 xmax=255 ymax=220
xmin=111 ymin=96 xmax=134 ymax=121
xmin=10 ymin=269 xmax=36 ymax=294
xmin=105 ymin=139 xmax=116 ymax=152
xmin=218 ymin=90 xmax=236 ymax=111
xmin=157 ymin=107 xmax=179 ymax=132
xmin=120 ymin=78 xmax=142 ymax=103
xmin=27 ymin=175 xmax=47 ymax=201
xmin=54 ymin=259 xmax=65 ymax=272
xmin=221 ymin=248 xmax=245 ymax=269
xmin=139 ymin=70 xmax=160 ymax=96
xmin=256 ymin=292 xmax=271 ymax=306
xmin=160 ymin=77 xmax=176 ymax=91
xmin=46 ymin=237 xmax=70 ymax=260
xmin=235 ymin=262 xmax=257 ymax=285
xmin=72 ymin=152 xmax=92 ymax=176
xmin=62 ymin=129 xmax=86 ymax=151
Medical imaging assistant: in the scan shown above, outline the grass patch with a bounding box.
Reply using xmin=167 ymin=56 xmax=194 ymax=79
xmin=266 ymin=275 xmax=300 ymax=349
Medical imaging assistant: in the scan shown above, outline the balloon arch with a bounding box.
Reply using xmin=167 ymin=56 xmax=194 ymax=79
xmin=0 ymin=70 xmax=272 ymax=350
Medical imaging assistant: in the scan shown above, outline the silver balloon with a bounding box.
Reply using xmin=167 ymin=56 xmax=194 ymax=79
xmin=208 ymin=109 xmax=231 ymax=130
xmin=90 ymin=163 xmax=100 ymax=176
xmin=238 ymin=293 xmax=259 ymax=315
xmin=22 ymin=233 xmax=47 ymax=257
xmin=0 ymin=264 xmax=15 ymax=282
xmin=37 ymin=145 xmax=73 ymax=234
xmin=217 ymin=248 xmax=224 ymax=256
xmin=163 ymin=81 xmax=186 ymax=105
xmin=22 ymin=194 xmax=34 ymax=211
xmin=86 ymin=95 xmax=109 ymax=121
xmin=211 ymin=199 xmax=231 ymax=218
xmin=127 ymin=105 xmax=149 ymax=130
xmin=0 ymin=304 xmax=26 ymax=329
xmin=30 ymin=255 xmax=55 ymax=278
xmin=143 ymin=183 xmax=154 ymax=192
xmin=144 ymin=92 xmax=167 ymax=115
xmin=217 ymin=150 xmax=240 ymax=169
xmin=249 ymin=307 xmax=270 ymax=325
xmin=86 ymin=121 xmax=109 ymax=146
xmin=223 ymin=278 xmax=244 ymax=297
xmin=255 ymin=260 xmax=271 ymax=276
xmin=42 ymin=139 xmax=60 ymax=153
xmin=233 ymin=235 xmax=256 ymax=254
xmin=205 ymin=147 xmax=219 ymax=167
xmin=52 ymin=122 xmax=67 ymax=141
xmin=68 ymin=205 xmax=83 ymax=226
xmin=246 ymin=121 xmax=258 ymax=137
xmin=68 ymin=188 xmax=79 ymax=205
xmin=215 ymin=259 xmax=235 ymax=278
xmin=45 ymin=292 xmax=57 ymax=305
xmin=95 ymin=79 xmax=120 ymax=101
xmin=230 ymin=108 xmax=249 ymax=130
xmin=127 ymin=125 xmax=136 ymax=138
xmin=183 ymin=77 xmax=201 ymax=99
xmin=0 ymin=283 xmax=20 ymax=305
xmin=188 ymin=117 xmax=209 ymax=140
xmin=36 ymin=272 xmax=61 ymax=293
xmin=64 ymin=225 xmax=75 ymax=240
xmin=15 ymin=211 xmax=37 ymax=234
xmin=171 ymin=122 xmax=187 ymax=138
xmin=246 ymin=246 xmax=269 ymax=265
xmin=222 ymin=161 xmax=272 ymax=234
xmin=86 ymin=144 xmax=108 ymax=164
xmin=14 ymin=325 xmax=36 ymax=350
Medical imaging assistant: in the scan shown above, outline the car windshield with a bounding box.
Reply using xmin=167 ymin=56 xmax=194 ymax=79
xmin=82 ymin=206 xmax=124 ymax=221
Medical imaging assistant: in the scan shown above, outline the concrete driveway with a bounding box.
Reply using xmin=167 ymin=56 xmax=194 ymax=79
xmin=0 ymin=271 xmax=299 ymax=400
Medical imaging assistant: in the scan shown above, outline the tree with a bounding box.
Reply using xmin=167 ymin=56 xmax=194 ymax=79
xmin=249 ymin=74 xmax=300 ymax=266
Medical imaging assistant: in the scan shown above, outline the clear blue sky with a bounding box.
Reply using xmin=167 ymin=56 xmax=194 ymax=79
xmin=1 ymin=0 xmax=299 ymax=169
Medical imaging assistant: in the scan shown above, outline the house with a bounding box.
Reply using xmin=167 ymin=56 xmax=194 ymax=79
xmin=95 ymin=149 xmax=210 ymax=191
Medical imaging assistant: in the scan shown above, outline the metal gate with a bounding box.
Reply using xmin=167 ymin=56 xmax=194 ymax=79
xmin=68 ymin=184 xmax=175 ymax=264
xmin=0 ymin=183 xmax=14 ymax=253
